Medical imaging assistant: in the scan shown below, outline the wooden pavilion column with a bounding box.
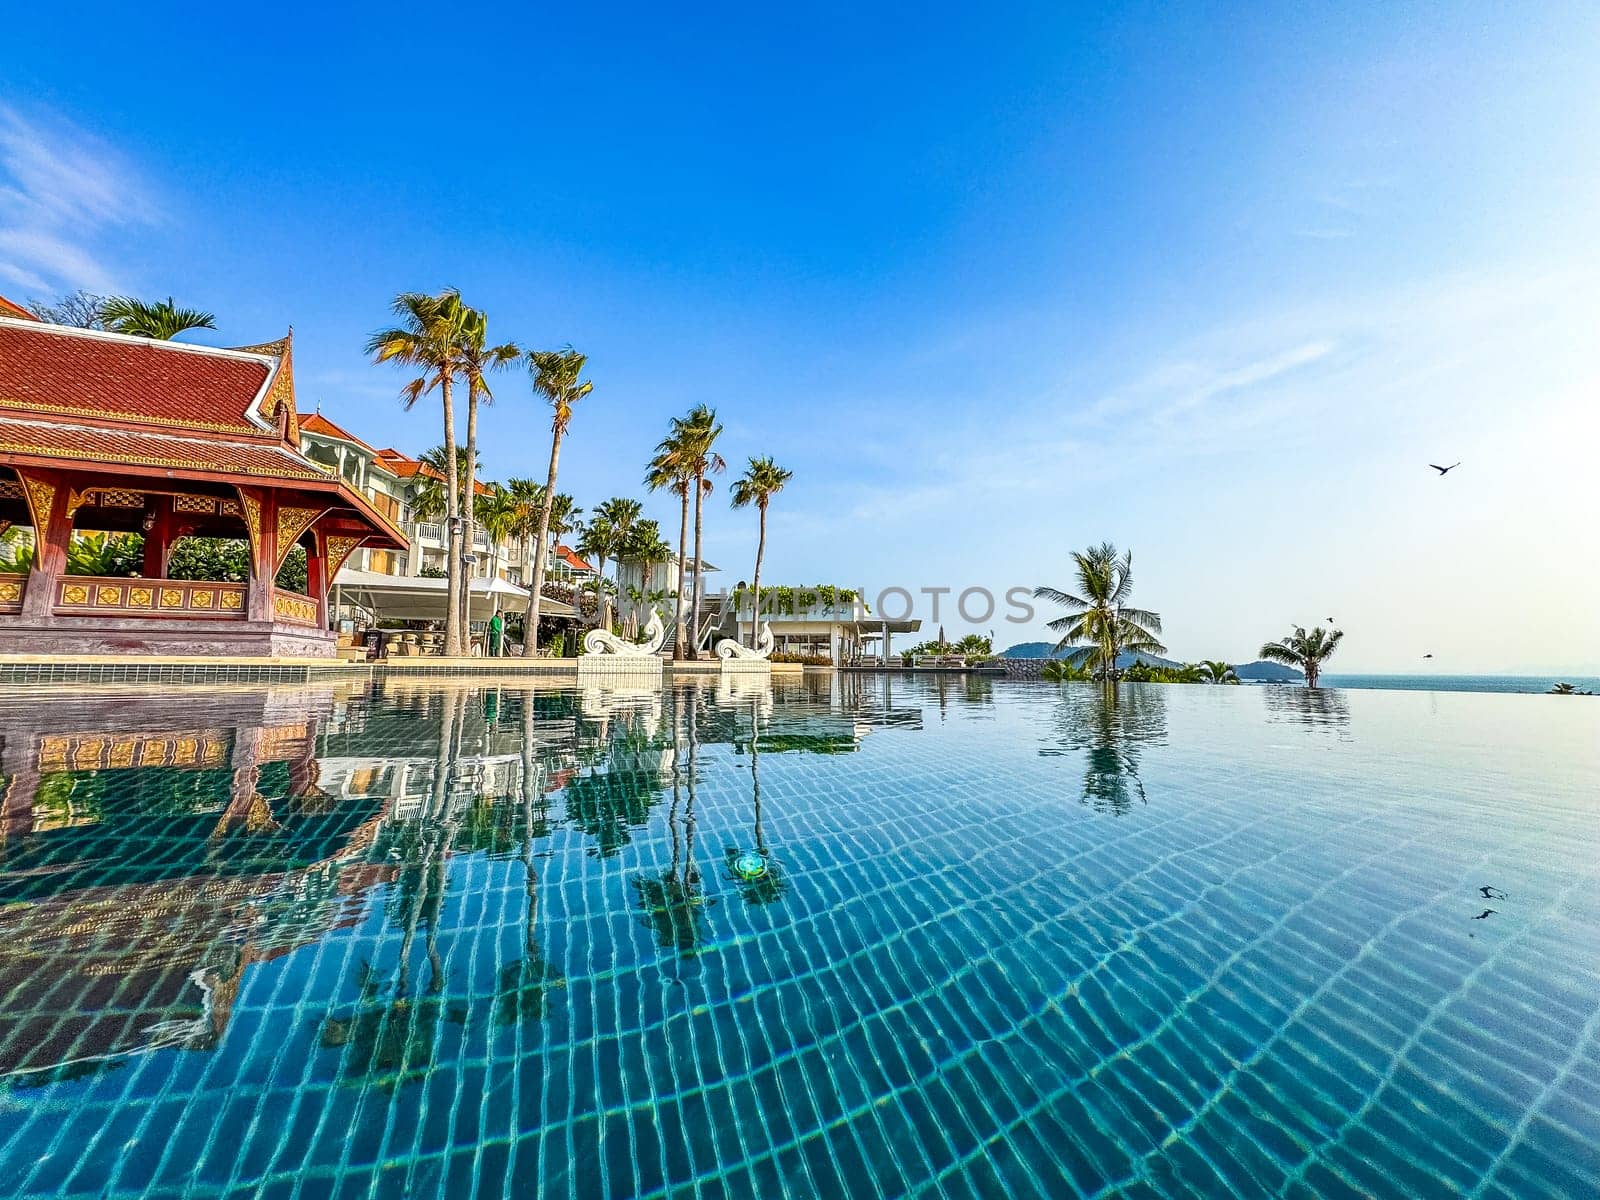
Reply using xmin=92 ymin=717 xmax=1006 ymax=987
xmin=305 ymin=533 xmax=329 ymax=629
xmin=238 ymin=487 xmax=278 ymax=624
xmin=0 ymin=735 xmax=39 ymax=844
xmin=16 ymin=469 xmax=73 ymax=620
xmin=142 ymin=495 xmax=176 ymax=579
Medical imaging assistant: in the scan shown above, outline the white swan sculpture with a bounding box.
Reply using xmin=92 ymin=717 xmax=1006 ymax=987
xmin=715 ymin=622 xmax=774 ymax=661
xmin=583 ymin=609 xmax=667 ymax=657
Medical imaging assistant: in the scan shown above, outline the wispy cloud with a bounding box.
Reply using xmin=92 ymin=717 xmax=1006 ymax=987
xmin=0 ymin=104 xmax=158 ymax=296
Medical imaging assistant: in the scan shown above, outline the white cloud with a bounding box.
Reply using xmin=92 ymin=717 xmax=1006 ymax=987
xmin=0 ymin=104 xmax=159 ymax=297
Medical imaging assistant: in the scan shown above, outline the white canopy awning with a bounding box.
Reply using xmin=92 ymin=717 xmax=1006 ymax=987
xmin=332 ymin=568 xmax=577 ymax=623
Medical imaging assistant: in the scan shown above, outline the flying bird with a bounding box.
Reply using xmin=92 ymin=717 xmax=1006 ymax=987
xmin=1423 ymin=653 xmax=1433 ymax=659
xmin=1480 ymin=886 xmax=1507 ymax=900
xmin=1472 ymin=909 xmax=1496 ymax=920
xmin=1430 ymin=462 xmax=1461 ymax=475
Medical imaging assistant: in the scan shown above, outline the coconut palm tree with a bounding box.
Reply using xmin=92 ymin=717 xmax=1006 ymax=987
xmin=729 ymin=456 xmax=792 ymax=649
xmin=99 ymin=296 xmax=216 ymax=340
xmin=368 ymin=291 xmax=474 ymax=656
xmin=591 ymin=498 xmax=642 ymax=630
xmin=455 ymin=308 xmax=520 ymax=642
xmin=475 ymin=484 xmax=520 ymax=584
xmin=1258 ymin=625 xmax=1344 ymax=688
xmin=646 ymin=443 xmax=694 ymax=660
xmin=1198 ymin=660 xmax=1240 ymax=684
xmin=658 ymin=406 xmax=723 ymax=658
xmin=576 ymin=516 xmax=619 ymax=629
xmin=523 ymin=348 xmax=592 ymax=652
xmin=1033 ymin=543 xmax=1165 ymax=682
xmin=616 ymin=519 xmax=673 ymax=636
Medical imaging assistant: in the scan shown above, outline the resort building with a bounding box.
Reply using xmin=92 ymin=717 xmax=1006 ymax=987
xmin=702 ymin=586 xmax=920 ymax=664
xmin=0 ymin=310 xmax=407 ymax=657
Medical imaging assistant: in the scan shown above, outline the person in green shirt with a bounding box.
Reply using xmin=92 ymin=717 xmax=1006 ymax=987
xmin=488 ymin=611 xmax=504 ymax=657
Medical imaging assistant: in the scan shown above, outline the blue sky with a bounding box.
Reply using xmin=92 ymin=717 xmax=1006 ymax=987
xmin=4 ymin=3 xmax=1598 ymax=670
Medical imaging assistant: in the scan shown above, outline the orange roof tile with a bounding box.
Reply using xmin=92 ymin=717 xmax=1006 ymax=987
xmin=0 ymin=296 xmax=39 ymax=321
xmin=556 ymin=544 xmax=594 ymax=573
xmin=299 ymin=411 xmax=374 ymax=450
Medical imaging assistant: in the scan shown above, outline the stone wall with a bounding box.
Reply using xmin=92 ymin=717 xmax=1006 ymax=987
xmin=1000 ymin=658 xmax=1045 ymax=680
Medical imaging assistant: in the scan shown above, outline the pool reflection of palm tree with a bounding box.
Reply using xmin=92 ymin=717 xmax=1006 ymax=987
xmin=497 ymin=702 xmax=563 ymax=1023
xmin=1041 ymin=684 xmax=1168 ymax=816
xmin=634 ymin=687 xmax=714 ymax=956
xmin=725 ymin=694 xmax=786 ymax=907
xmin=322 ymin=690 xmax=468 ymax=1087
xmin=1262 ymin=684 xmax=1352 ymax=730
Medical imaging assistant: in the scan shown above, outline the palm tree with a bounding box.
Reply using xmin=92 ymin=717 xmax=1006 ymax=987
xmin=616 ymin=518 xmax=672 ymax=636
xmin=1033 ymin=543 xmax=1165 ymax=682
xmin=576 ymin=516 xmax=617 ymax=628
xmin=729 ymin=456 xmax=792 ymax=649
xmin=455 ymin=308 xmax=520 ymax=642
xmin=475 ymin=484 xmax=520 ymax=584
xmin=99 ymin=295 xmax=216 ymax=340
xmin=1258 ymin=625 xmax=1344 ymax=688
xmin=1199 ymin=660 xmax=1240 ymax=685
xmin=592 ymin=498 xmax=642 ymax=630
xmin=522 ymin=348 xmax=593 ymax=652
xmin=368 ymin=291 xmax=474 ymax=656
xmin=659 ymin=406 xmax=724 ymax=659
xmin=646 ymin=443 xmax=694 ymax=660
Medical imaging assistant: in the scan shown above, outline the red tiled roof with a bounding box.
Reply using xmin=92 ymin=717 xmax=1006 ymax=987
xmin=0 ymin=296 xmax=39 ymax=321
xmin=373 ymin=446 xmax=493 ymax=495
xmin=556 ymin=544 xmax=594 ymax=573
xmin=299 ymin=411 xmax=374 ymax=450
xmin=0 ymin=416 xmax=334 ymax=480
xmin=0 ymin=318 xmax=273 ymax=435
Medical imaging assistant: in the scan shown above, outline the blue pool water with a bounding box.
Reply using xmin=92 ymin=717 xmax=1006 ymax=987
xmin=0 ymin=676 xmax=1596 ymax=1197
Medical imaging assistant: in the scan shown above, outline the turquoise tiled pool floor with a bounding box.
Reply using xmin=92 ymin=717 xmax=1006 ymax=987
xmin=0 ymin=676 xmax=1596 ymax=1197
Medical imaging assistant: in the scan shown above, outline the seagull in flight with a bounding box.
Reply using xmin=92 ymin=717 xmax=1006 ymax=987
xmin=1430 ymin=462 xmax=1461 ymax=475
xmin=1423 ymin=653 xmax=1433 ymax=659
xmin=1472 ymin=909 xmax=1496 ymax=920
xmin=1480 ymin=885 xmax=1507 ymax=900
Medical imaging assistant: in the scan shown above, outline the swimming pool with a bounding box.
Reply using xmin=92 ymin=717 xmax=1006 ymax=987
xmin=1 ymin=675 xmax=1595 ymax=1197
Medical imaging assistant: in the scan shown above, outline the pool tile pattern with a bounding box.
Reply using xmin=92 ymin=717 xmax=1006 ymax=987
xmin=0 ymin=677 xmax=1595 ymax=1197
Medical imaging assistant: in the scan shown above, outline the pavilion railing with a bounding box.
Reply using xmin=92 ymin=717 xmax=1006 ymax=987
xmin=0 ymin=573 xmax=23 ymax=614
xmin=53 ymin=576 xmax=247 ymax=618
xmin=272 ymin=588 xmax=320 ymax=627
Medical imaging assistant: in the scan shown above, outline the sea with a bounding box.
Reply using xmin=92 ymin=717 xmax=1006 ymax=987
xmin=1314 ymin=674 xmax=1600 ymax=695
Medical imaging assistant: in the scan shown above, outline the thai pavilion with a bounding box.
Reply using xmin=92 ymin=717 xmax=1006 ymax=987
xmin=0 ymin=306 xmax=406 ymax=657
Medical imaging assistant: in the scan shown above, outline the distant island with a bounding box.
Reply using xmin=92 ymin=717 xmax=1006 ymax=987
xmin=1000 ymin=642 xmax=1303 ymax=681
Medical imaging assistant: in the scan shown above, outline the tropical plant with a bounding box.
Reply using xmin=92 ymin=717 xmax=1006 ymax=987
xmin=522 ymin=348 xmax=592 ymax=651
xmin=99 ymin=296 xmax=216 ymax=339
xmin=1258 ymin=625 xmax=1343 ymax=688
xmin=729 ymin=456 xmax=792 ymax=649
xmin=1041 ymin=659 xmax=1092 ymax=682
xmin=408 ymin=445 xmax=477 ymax=523
xmin=1198 ymin=660 xmax=1240 ymax=685
xmin=475 ymin=483 xmax=521 ymax=583
xmin=658 ymin=406 xmax=723 ymax=658
xmin=576 ymin=517 xmax=617 ymax=623
xmin=591 ymin=498 xmax=642 ymax=629
xmin=454 ymin=306 xmax=520 ymax=634
xmin=646 ymin=441 xmax=694 ymax=659
xmin=1033 ymin=543 xmax=1165 ymax=681
xmin=1547 ymin=682 xmax=1592 ymax=695
xmin=27 ymin=290 xmax=107 ymax=329
xmin=367 ymin=290 xmax=477 ymax=655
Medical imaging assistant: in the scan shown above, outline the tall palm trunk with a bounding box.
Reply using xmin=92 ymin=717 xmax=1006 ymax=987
xmin=522 ymin=429 xmax=564 ymax=652
xmin=749 ymin=500 xmax=768 ymax=648
xmin=440 ymin=377 xmax=462 ymax=657
xmin=594 ymin=553 xmax=608 ymax=629
xmin=672 ymin=486 xmax=689 ymax=661
xmin=689 ymin=474 xmax=707 ymax=658
xmin=460 ymin=394 xmax=479 ymax=652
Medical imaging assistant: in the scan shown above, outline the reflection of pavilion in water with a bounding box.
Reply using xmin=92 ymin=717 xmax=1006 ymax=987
xmin=0 ymin=686 xmax=393 ymax=1079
